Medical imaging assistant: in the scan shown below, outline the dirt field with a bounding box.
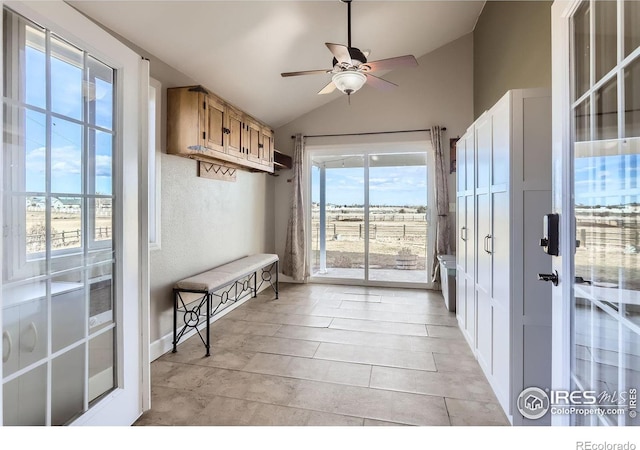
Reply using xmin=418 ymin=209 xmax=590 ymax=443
xmin=26 ymin=210 xmax=112 ymax=253
xmin=311 ymin=217 xmax=428 ymax=271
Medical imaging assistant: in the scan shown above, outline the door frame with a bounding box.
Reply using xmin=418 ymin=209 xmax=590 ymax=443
xmin=0 ymin=0 xmax=146 ymax=426
xmin=551 ymin=0 xmax=580 ymax=426
xmin=304 ymin=141 xmax=436 ymax=289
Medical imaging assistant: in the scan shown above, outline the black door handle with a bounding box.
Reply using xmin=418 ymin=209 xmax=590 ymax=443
xmin=538 ymin=271 xmax=559 ymax=286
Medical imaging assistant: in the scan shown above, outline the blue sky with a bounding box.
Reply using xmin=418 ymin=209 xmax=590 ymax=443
xmin=311 ymin=164 xmax=428 ymax=207
xmin=575 ymin=153 xmax=639 ymax=206
xmin=24 ymin=43 xmax=113 ymax=195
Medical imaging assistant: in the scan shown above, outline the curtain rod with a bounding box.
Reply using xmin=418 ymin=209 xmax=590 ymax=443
xmin=290 ymin=127 xmax=446 ymax=139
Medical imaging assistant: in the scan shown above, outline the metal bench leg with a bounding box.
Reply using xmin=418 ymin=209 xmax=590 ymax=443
xmin=275 ymin=260 xmax=279 ymax=299
xmin=253 ymin=271 xmax=257 ymax=298
xmin=172 ymin=289 xmax=178 ymax=353
xmin=205 ymin=293 xmax=211 ymax=357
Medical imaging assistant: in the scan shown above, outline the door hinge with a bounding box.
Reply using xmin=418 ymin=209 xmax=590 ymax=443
xmin=203 ymin=131 xmax=206 ymax=140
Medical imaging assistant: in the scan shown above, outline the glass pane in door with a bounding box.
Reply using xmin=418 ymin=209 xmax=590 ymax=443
xmin=2 ymin=7 xmax=117 ymax=425
xmin=570 ymin=2 xmax=640 ymax=426
xmin=368 ymin=153 xmax=428 ymax=283
xmin=574 ymin=1 xmax=591 ymax=100
xmin=624 ymin=1 xmax=640 ymax=58
xmin=595 ymin=0 xmax=617 ymax=81
xmin=311 ymin=154 xmax=365 ymax=280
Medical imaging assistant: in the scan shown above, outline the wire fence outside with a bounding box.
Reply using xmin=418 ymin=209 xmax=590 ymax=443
xmin=27 ymin=227 xmax=112 ymax=253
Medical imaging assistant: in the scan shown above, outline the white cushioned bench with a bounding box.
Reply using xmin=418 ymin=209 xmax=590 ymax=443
xmin=172 ymin=254 xmax=279 ymax=356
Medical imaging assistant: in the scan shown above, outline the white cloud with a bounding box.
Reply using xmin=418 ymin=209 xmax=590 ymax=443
xmin=25 ymin=146 xmax=46 ymax=172
xmin=95 ymin=154 xmax=112 ymax=177
xmin=51 ymin=146 xmax=81 ymax=174
xmin=26 ymin=145 xmax=112 ymax=178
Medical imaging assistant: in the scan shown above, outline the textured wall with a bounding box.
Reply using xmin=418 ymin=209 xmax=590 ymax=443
xmin=149 ymin=155 xmax=273 ymax=343
xmin=473 ymin=1 xmax=552 ymax=118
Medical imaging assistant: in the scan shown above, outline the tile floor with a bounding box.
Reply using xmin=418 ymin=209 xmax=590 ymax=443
xmin=135 ymin=283 xmax=509 ymax=426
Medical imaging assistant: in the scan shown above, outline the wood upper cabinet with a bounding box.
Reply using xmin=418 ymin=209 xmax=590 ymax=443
xmin=260 ymin=127 xmax=274 ymax=167
xmin=226 ymin=106 xmax=244 ymax=158
xmin=204 ymin=95 xmax=226 ymax=154
xmin=246 ymin=120 xmax=262 ymax=164
xmin=167 ymin=85 xmax=274 ymax=173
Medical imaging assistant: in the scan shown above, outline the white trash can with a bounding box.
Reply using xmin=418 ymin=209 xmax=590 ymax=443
xmin=437 ymin=255 xmax=456 ymax=312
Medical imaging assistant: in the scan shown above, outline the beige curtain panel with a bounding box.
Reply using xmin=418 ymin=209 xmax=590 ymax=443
xmin=431 ymin=126 xmax=451 ymax=284
xmin=282 ymin=134 xmax=308 ymax=281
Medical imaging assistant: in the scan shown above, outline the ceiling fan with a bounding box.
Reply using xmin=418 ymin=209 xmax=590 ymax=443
xmin=281 ymin=0 xmax=418 ymax=97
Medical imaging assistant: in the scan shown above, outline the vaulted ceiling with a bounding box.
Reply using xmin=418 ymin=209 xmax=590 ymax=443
xmin=70 ymin=1 xmax=485 ymax=128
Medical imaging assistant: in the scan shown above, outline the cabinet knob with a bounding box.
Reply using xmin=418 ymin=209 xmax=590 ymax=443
xmin=24 ymin=321 xmax=38 ymax=353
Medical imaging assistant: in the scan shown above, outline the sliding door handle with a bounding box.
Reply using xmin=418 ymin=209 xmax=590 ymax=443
xmin=461 ymin=226 xmax=467 ymax=241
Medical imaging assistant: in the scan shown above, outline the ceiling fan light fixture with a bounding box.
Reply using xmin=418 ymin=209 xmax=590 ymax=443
xmin=332 ymin=70 xmax=366 ymax=95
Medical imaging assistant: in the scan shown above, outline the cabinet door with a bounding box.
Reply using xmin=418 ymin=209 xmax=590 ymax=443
xmin=476 ymin=192 xmax=492 ymax=295
xmin=246 ymin=120 xmax=261 ymax=163
xmin=491 ymin=96 xmax=510 ymax=186
xmin=226 ymin=108 xmax=244 ymax=158
xmin=3 ymin=364 xmax=47 ymax=426
xmin=476 ymin=289 xmax=492 ymax=371
xmin=492 ymin=301 xmax=510 ymax=413
xmin=51 ymin=284 xmax=84 ymax=353
xmin=475 ymin=115 xmax=492 ymax=190
xmin=456 ymin=269 xmax=466 ymax=330
xmin=260 ymin=128 xmax=274 ymax=167
xmin=465 ymin=275 xmax=476 ymax=346
xmin=464 ymin=195 xmax=475 ymax=277
xmin=456 ymin=196 xmax=466 ymax=272
xmin=2 ymin=306 xmax=20 ymax=377
xmin=456 ymin=137 xmax=466 ymax=192
xmin=19 ymin=298 xmax=48 ymax=370
xmin=464 ymin=131 xmax=474 ymax=193
xmin=491 ymin=191 xmax=509 ymax=303
xmin=204 ymin=95 xmax=226 ymax=154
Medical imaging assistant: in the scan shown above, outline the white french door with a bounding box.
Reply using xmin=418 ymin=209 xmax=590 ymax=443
xmin=1 ymin=1 xmax=143 ymax=425
xmin=552 ymin=0 xmax=639 ymax=426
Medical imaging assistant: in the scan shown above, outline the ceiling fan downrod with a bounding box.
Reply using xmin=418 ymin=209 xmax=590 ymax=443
xmin=342 ymin=0 xmax=352 ymax=48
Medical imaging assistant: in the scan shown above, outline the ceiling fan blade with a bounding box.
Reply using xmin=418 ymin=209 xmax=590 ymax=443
xmin=365 ymin=55 xmax=418 ymax=72
xmin=365 ymin=73 xmax=397 ymax=91
xmin=317 ymin=80 xmax=337 ymax=95
xmin=325 ymin=43 xmax=352 ymax=65
xmin=281 ymin=69 xmax=332 ymax=77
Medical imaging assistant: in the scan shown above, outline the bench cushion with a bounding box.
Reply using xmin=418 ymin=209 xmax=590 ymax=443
xmin=174 ymin=254 xmax=278 ymax=292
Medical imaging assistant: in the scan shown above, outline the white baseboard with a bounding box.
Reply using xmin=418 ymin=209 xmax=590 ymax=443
xmin=149 ymin=283 xmax=276 ymax=362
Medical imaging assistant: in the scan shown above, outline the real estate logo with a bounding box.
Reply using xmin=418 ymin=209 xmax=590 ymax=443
xmin=517 ymin=387 xmax=550 ymax=420
xmin=517 ymin=387 xmax=637 ymax=420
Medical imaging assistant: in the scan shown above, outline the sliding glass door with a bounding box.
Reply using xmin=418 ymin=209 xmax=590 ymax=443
xmin=368 ymin=153 xmax=428 ymax=283
xmin=309 ymin=144 xmax=432 ymax=286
